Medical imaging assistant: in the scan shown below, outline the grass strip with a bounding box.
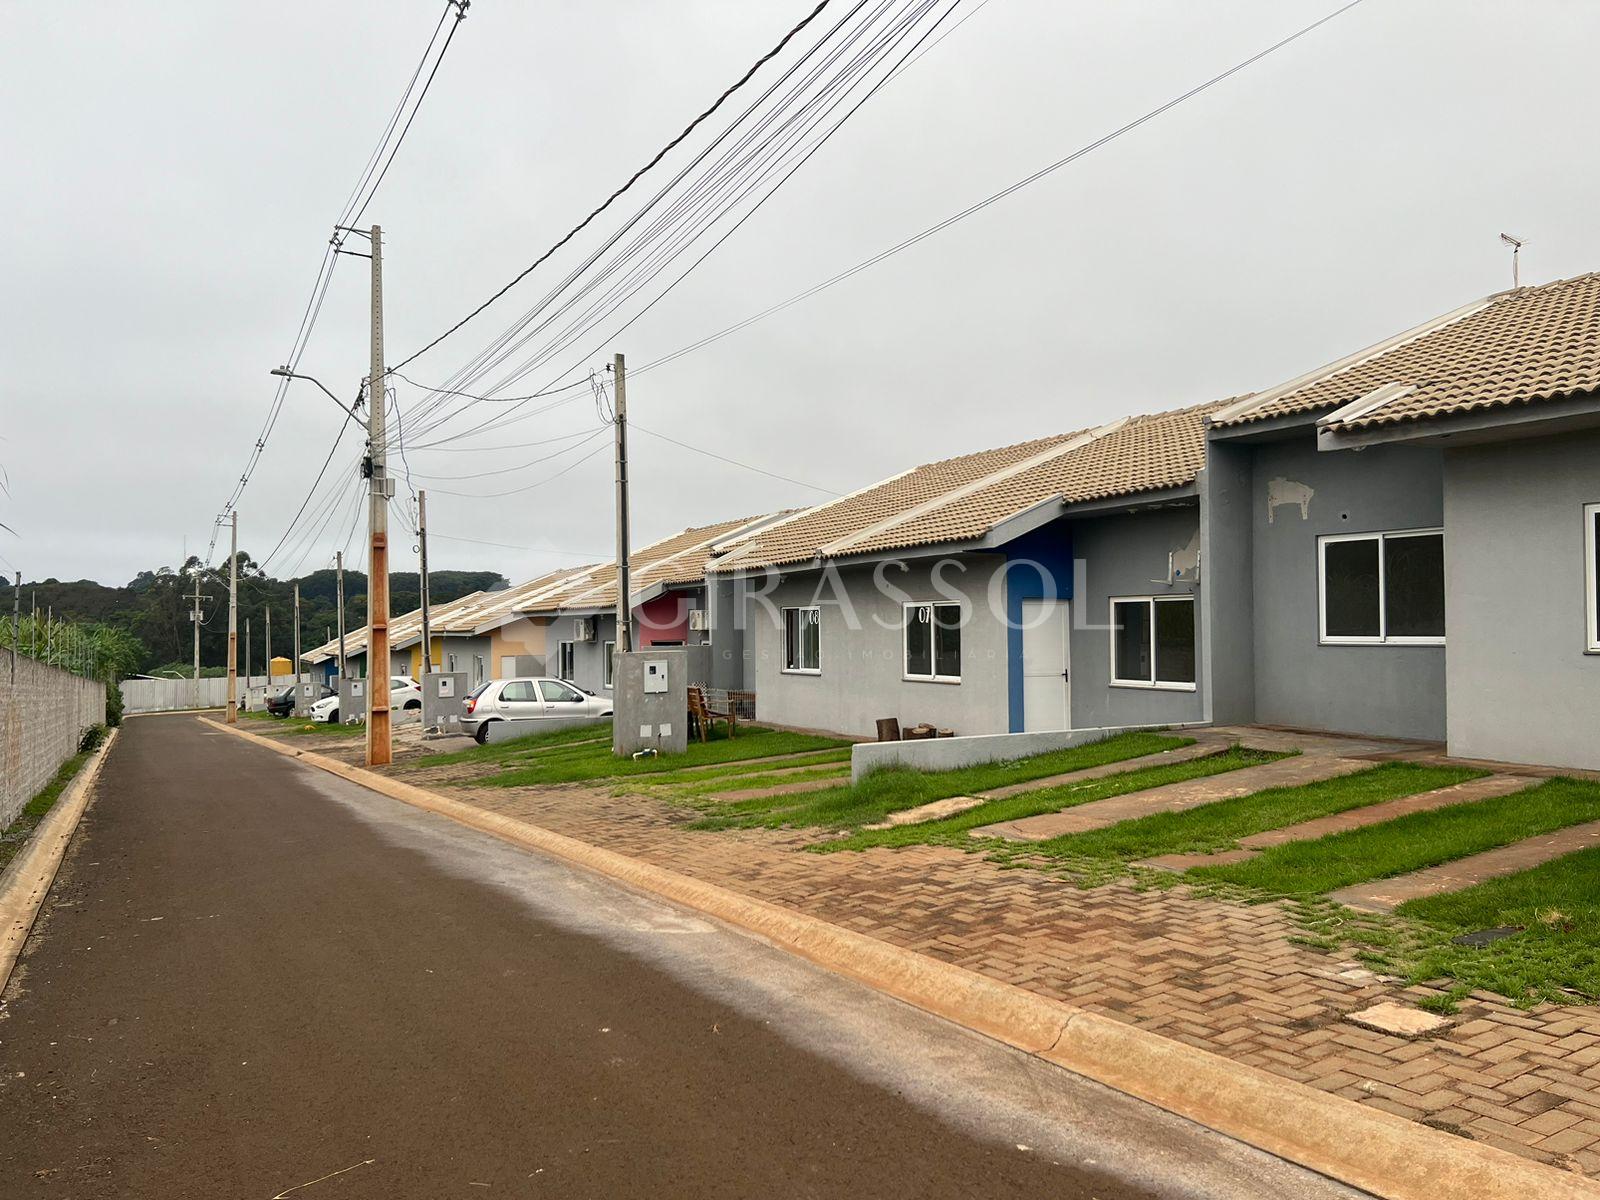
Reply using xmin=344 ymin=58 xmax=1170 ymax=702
xmin=820 ymin=746 xmax=1286 ymax=850
xmin=1394 ymin=846 xmax=1600 ymax=1004
xmin=690 ymin=731 xmax=1193 ymax=832
xmin=1194 ymin=776 xmax=1600 ymax=896
xmin=643 ymin=760 xmax=854 ymax=801
xmin=1037 ymin=762 xmax=1486 ymax=861
xmin=0 ymin=749 xmax=93 ymax=875
xmin=482 ymin=728 xmax=850 ymax=787
xmin=413 ymin=722 xmax=614 ymax=767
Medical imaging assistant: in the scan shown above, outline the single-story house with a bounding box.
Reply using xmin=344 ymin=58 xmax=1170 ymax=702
xmin=1203 ymin=270 xmax=1600 ymax=770
xmin=705 ymin=406 xmax=1217 ymax=739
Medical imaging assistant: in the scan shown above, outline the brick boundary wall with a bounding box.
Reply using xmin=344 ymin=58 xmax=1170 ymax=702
xmin=0 ymin=650 xmax=107 ymax=829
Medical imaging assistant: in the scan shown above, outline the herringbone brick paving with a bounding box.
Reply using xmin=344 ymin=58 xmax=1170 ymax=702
xmin=323 ymin=732 xmax=1600 ymax=1178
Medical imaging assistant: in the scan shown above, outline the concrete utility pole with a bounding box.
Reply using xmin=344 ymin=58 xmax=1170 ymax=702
xmin=11 ymin=571 xmax=19 ymax=684
xmin=226 ymin=513 xmax=238 ymax=724
xmin=365 ymin=223 xmax=393 ymax=766
xmin=293 ymin=580 xmax=303 ymax=715
xmin=30 ymin=592 xmax=36 ymax=657
xmin=265 ymin=605 xmax=272 ymax=688
xmin=191 ymin=571 xmax=203 ymax=709
xmin=418 ymin=489 xmax=432 ymax=675
xmin=612 ymin=352 xmax=632 ymax=657
xmin=336 ymin=550 xmax=346 ymax=682
xmin=245 ymin=616 xmax=252 ymax=699
xmin=46 ymin=605 xmax=52 ymax=666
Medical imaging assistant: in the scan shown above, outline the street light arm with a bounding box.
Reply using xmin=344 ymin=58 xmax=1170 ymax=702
xmin=270 ymin=367 xmax=366 ymax=430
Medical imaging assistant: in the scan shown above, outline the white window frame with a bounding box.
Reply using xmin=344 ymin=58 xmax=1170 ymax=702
xmin=1585 ymin=503 xmax=1600 ymax=654
xmin=603 ymin=640 xmax=615 ymax=689
xmin=902 ymin=601 xmax=962 ymax=684
xmin=1317 ymin=528 xmax=1446 ymax=646
xmin=781 ymin=606 xmax=821 ymax=675
xmin=1108 ymin=595 xmax=1197 ymax=691
xmin=557 ymin=640 xmax=576 ymax=681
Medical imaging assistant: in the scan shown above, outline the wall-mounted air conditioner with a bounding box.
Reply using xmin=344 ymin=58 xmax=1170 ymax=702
xmin=573 ymin=616 xmax=597 ymax=642
xmin=687 ymin=609 xmax=708 ymax=632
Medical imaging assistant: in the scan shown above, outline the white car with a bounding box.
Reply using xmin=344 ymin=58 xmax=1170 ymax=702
xmin=310 ymin=676 xmax=423 ymax=724
xmin=461 ymin=677 xmax=613 ymax=744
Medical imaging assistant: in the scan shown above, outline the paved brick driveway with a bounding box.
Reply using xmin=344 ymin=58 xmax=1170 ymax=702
xmin=324 ymin=733 xmax=1600 ymax=1178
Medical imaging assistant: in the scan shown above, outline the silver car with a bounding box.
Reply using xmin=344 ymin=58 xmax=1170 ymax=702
xmin=460 ymin=676 xmax=613 ymax=744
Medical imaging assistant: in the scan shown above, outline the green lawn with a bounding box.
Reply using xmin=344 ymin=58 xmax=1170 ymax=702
xmin=1036 ymin=762 xmax=1486 ymax=862
xmin=412 ymin=721 xmax=613 ymax=768
xmin=1194 ymin=777 xmax=1600 ymax=896
xmin=1391 ymin=846 xmax=1600 ymax=1004
xmin=823 ymin=746 xmax=1285 ymax=850
xmin=642 ymin=758 xmax=854 ymax=801
xmin=689 ymin=731 xmax=1194 ymax=832
xmin=480 ymin=727 xmax=851 ymax=787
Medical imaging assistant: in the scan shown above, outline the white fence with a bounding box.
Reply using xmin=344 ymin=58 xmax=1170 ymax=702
xmin=122 ymin=674 xmax=300 ymax=714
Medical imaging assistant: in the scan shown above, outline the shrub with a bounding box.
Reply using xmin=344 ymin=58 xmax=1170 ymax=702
xmin=106 ymin=680 xmax=124 ymax=727
xmin=78 ymin=724 xmax=108 ymax=753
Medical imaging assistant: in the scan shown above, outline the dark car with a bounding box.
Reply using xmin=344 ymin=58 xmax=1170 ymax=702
xmin=266 ymin=685 xmax=332 ymax=718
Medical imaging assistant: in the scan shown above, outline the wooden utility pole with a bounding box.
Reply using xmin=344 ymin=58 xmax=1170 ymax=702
xmin=418 ymin=489 xmax=432 ymax=675
xmin=365 ymin=224 xmax=393 ymax=765
xmin=612 ymin=352 xmax=632 ymax=656
xmin=226 ymin=513 xmax=238 ymax=724
xmin=336 ymin=549 xmax=347 ymax=682
xmin=293 ymin=580 xmax=303 ymax=715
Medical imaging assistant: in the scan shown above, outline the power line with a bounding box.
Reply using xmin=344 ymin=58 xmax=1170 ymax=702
xmin=631 ymin=424 xmax=840 ymax=495
xmin=642 ymin=0 xmax=1369 ymax=373
xmin=394 ymin=0 xmax=837 ymax=371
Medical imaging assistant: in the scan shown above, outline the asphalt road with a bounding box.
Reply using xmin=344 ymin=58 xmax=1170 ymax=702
xmin=0 ymin=716 xmax=1364 ymax=1198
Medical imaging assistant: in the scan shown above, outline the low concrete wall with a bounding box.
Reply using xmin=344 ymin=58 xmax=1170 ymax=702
xmin=1 ymin=652 xmax=107 ymax=828
xmin=483 ymin=715 xmax=609 ymax=745
xmin=850 ymin=721 xmax=1206 ymax=783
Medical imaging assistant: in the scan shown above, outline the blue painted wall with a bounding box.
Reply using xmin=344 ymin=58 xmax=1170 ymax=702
xmin=1002 ymin=522 xmax=1074 ymax=732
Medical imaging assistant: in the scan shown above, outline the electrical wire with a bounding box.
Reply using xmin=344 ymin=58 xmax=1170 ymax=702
xmin=630 ymin=424 xmax=839 ymax=494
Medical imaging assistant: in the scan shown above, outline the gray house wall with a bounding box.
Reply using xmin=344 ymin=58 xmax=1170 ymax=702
xmin=1442 ymin=430 xmax=1600 ymax=770
xmin=1198 ymin=444 xmax=1257 ymax=724
xmin=544 ymin=612 xmax=618 ymax=697
xmin=747 ymin=555 xmax=1010 ymax=739
xmin=1249 ymin=434 xmax=1447 ymax=741
xmin=1068 ymin=505 xmax=1206 ymax=729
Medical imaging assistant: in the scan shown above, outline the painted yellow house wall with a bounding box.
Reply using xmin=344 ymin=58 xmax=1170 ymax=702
xmin=407 ymin=638 xmax=446 ymax=678
xmin=489 ymin=616 xmax=549 ymax=671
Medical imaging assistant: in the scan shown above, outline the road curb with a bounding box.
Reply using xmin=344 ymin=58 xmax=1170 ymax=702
xmin=205 ymin=717 xmax=1600 ymax=1200
xmin=0 ymin=728 xmax=119 ymax=997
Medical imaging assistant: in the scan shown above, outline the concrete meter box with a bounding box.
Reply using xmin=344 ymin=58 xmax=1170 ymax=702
xmin=339 ymin=677 xmax=366 ymax=724
xmin=423 ymin=671 xmax=469 ymax=731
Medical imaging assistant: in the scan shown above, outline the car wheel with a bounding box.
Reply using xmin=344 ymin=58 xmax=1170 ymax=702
xmin=474 ymin=720 xmax=495 ymax=745
xmin=328 ymin=709 xmax=339 ymax=724
xmin=404 ymin=699 xmax=421 ymax=710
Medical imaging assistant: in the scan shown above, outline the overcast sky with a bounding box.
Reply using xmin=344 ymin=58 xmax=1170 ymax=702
xmin=4 ymin=0 xmax=1598 ymax=588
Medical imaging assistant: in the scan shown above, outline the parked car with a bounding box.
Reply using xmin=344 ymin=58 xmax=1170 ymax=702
xmin=460 ymin=677 xmax=612 ymax=744
xmin=267 ymin=684 xmax=333 ymax=718
xmin=309 ymin=677 xmax=421 ymax=724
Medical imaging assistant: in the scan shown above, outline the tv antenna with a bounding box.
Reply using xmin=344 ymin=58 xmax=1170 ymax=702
xmin=1499 ymin=233 xmax=1527 ymax=288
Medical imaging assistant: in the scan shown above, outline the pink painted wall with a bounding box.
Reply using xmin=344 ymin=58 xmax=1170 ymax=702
xmin=636 ymin=592 xmax=690 ymax=646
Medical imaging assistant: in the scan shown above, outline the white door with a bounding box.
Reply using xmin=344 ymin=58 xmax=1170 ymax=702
xmin=1021 ymin=598 xmax=1070 ymax=732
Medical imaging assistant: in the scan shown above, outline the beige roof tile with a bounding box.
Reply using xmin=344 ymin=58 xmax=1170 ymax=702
xmin=1214 ymin=272 xmax=1600 ymax=431
xmin=708 ymin=403 xmax=1221 ymax=571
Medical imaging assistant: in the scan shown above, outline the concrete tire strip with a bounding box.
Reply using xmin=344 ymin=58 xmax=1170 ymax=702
xmin=203 ymin=718 xmax=1599 ymax=1200
xmin=0 ymin=729 xmax=119 ymax=995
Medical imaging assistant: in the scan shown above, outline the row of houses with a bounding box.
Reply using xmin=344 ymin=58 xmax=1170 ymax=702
xmin=308 ymin=272 xmax=1600 ymax=772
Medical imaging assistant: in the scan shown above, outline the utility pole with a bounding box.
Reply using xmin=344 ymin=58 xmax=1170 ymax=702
xmin=46 ymin=606 xmax=52 ymax=666
xmin=336 ymin=550 xmax=347 ymax=682
xmin=226 ymin=514 xmax=239 ymax=723
xmin=10 ymin=571 xmax=18 ymax=684
xmin=30 ymin=591 xmax=36 ymax=657
xmin=293 ymin=580 xmax=303 ymax=716
xmin=265 ymin=604 xmax=272 ymax=689
xmin=612 ymin=352 xmax=632 ymax=657
xmin=191 ymin=571 xmax=203 ymax=709
xmin=366 ymin=223 xmax=393 ymax=765
xmin=418 ymin=489 xmax=432 ymax=675
xmin=245 ymin=616 xmax=252 ymax=701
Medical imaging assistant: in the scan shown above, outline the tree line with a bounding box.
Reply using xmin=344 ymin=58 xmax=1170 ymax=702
xmin=0 ymin=554 xmax=506 ymax=677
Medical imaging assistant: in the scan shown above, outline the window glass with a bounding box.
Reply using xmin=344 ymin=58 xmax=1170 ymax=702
xmin=1592 ymin=507 xmax=1600 ymax=647
xmin=603 ymin=641 xmax=615 ymax=689
xmin=558 ymin=642 xmax=575 ymax=680
xmin=904 ymin=606 xmax=932 ymax=677
xmin=784 ymin=608 xmax=820 ymax=671
xmin=500 ymin=680 xmax=537 ymax=703
xmin=539 ymin=679 xmax=583 ymax=703
xmin=1154 ymin=598 xmax=1196 ymax=684
xmin=1323 ymin=538 xmax=1381 ymax=638
xmin=933 ymin=604 xmax=961 ymax=679
xmin=1384 ymin=533 xmax=1444 ymax=638
xmin=1112 ymin=600 xmax=1152 ymax=682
